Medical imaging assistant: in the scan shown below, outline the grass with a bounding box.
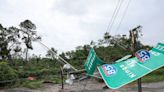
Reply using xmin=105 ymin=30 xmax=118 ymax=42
xmin=142 ymin=67 xmax=164 ymax=83
xmin=20 ymin=67 xmax=163 ymax=89
xmin=142 ymin=75 xmax=164 ymax=83
xmin=20 ymin=75 xmax=63 ymax=89
xmin=41 ymin=75 xmax=63 ymax=84
xmin=3 ymin=66 xmax=162 ymax=89
xmin=21 ymin=80 xmax=43 ymax=89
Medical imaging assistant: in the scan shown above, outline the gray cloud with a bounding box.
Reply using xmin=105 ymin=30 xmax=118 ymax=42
xmin=53 ymin=0 xmax=91 ymax=16
xmin=0 ymin=0 xmax=163 ymax=56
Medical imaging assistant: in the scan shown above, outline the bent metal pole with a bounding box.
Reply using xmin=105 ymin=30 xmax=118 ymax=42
xmin=37 ymin=40 xmax=78 ymax=71
xmin=19 ymin=29 xmax=78 ymax=71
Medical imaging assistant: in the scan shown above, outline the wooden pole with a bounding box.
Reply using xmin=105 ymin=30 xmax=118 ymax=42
xmin=130 ymin=30 xmax=142 ymax=92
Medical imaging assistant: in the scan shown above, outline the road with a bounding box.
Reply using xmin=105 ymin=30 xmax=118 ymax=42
xmin=0 ymin=79 xmax=164 ymax=92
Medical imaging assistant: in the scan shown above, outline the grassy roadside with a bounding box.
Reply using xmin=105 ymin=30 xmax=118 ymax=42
xmin=19 ymin=75 xmax=63 ymax=89
xmin=22 ymin=67 xmax=163 ymax=89
xmin=142 ymin=67 xmax=164 ymax=83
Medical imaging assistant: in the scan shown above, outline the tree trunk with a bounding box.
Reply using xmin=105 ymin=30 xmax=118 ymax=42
xmin=7 ymin=54 xmax=14 ymax=65
xmin=25 ymin=48 xmax=28 ymax=63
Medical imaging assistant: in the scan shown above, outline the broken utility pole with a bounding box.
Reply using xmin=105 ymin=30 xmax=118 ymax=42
xmin=129 ymin=25 xmax=142 ymax=92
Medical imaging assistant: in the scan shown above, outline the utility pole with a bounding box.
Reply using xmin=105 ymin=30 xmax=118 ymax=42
xmin=130 ymin=25 xmax=142 ymax=92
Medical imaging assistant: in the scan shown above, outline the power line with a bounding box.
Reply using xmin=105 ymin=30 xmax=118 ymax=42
xmin=105 ymin=0 xmax=121 ymax=33
xmin=103 ymin=0 xmax=128 ymax=50
xmin=112 ymin=0 xmax=132 ymax=50
xmin=105 ymin=0 xmax=132 ymax=51
xmin=109 ymin=0 xmax=124 ymax=34
xmin=115 ymin=0 xmax=132 ymax=35
xmin=106 ymin=0 xmax=124 ymax=34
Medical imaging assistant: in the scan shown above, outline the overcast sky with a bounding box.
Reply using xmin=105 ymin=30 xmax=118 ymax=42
xmin=0 ymin=0 xmax=164 ymax=56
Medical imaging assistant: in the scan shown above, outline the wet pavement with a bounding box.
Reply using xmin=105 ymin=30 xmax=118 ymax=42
xmin=0 ymin=80 xmax=164 ymax=92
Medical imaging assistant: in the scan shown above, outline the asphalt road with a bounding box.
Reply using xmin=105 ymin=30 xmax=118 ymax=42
xmin=1 ymin=80 xmax=164 ymax=92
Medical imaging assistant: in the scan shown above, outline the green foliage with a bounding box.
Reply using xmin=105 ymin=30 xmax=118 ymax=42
xmin=0 ymin=62 xmax=18 ymax=81
xmin=21 ymin=80 xmax=43 ymax=89
xmin=142 ymin=67 xmax=164 ymax=83
xmin=0 ymin=20 xmax=41 ymax=64
xmin=0 ymin=22 xmax=160 ymax=89
xmin=142 ymin=75 xmax=164 ymax=83
xmin=13 ymin=58 xmax=60 ymax=78
xmin=41 ymin=75 xmax=62 ymax=84
xmin=46 ymin=47 xmax=57 ymax=58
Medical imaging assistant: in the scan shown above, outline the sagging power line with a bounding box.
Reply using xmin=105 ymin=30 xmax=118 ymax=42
xmin=104 ymin=0 xmax=132 ymax=51
xmin=106 ymin=0 xmax=124 ymax=34
xmin=115 ymin=0 xmax=132 ymax=34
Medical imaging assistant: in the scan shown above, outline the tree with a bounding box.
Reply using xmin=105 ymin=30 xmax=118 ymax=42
xmin=103 ymin=32 xmax=111 ymax=46
xmin=59 ymin=52 xmax=67 ymax=60
xmin=19 ymin=20 xmax=41 ymax=63
xmin=7 ymin=27 xmax=22 ymax=60
xmin=46 ymin=47 xmax=57 ymax=59
xmin=90 ymin=40 xmax=96 ymax=47
xmin=98 ymin=39 xmax=104 ymax=47
xmin=0 ymin=24 xmax=21 ymax=63
xmin=65 ymin=51 xmax=74 ymax=60
xmin=83 ymin=44 xmax=90 ymax=56
xmin=0 ymin=24 xmax=8 ymax=60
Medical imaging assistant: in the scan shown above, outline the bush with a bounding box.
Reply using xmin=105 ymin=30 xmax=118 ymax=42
xmin=0 ymin=62 xmax=18 ymax=81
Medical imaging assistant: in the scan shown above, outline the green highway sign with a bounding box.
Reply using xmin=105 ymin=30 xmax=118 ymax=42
xmin=98 ymin=43 xmax=164 ymax=89
xmin=84 ymin=48 xmax=103 ymax=75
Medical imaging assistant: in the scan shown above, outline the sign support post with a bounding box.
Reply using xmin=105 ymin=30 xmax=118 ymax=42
xmin=60 ymin=67 xmax=64 ymax=89
xmin=138 ymin=78 xmax=142 ymax=92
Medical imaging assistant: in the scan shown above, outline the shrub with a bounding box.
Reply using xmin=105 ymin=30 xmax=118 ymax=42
xmin=0 ymin=62 xmax=18 ymax=81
